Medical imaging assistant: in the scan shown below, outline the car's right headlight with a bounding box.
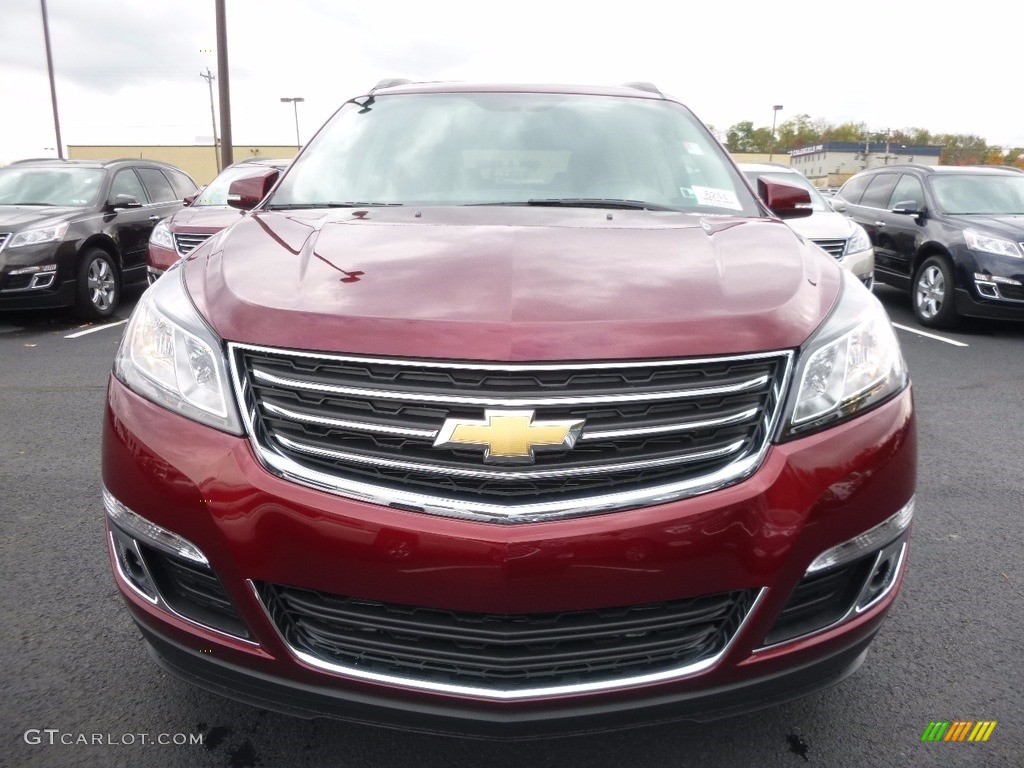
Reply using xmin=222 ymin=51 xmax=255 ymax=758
xmin=8 ymin=221 xmax=69 ymax=248
xmin=149 ymin=219 xmax=174 ymax=250
xmin=114 ymin=266 xmax=242 ymax=434
xmin=964 ymin=229 xmax=1022 ymax=259
xmin=779 ymin=271 xmax=908 ymax=439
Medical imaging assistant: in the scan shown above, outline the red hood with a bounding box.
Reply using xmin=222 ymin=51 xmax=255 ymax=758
xmin=184 ymin=207 xmax=840 ymax=360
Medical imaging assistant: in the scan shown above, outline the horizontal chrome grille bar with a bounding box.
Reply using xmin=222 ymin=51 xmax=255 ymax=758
xmin=252 ymin=366 xmax=770 ymax=407
xmin=263 ymin=401 xmax=438 ymax=439
xmin=276 ymin=433 xmax=746 ymax=480
xmin=580 ymin=406 xmax=759 ymax=441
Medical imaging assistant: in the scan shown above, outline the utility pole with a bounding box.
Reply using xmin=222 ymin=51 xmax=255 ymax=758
xmin=39 ymin=0 xmax=63 ymax=158
xmin=200 ymin=68 xmax=220 ymax=173
xmin=215 ymin=0 xmax=233 ymax=169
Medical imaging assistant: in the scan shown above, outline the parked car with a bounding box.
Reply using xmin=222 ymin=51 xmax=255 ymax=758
xmin=831 ymin=163 xmax=1024 ymax=327
xmin=147 ymin=157 xmax=291 ymax=283
xmin=740 ymin=164 xmax=874 ymax=289
xmin=103 ymin=81 xmax=915 ymax=737
xmin=0 ymin=158 xmax=198 ymax=318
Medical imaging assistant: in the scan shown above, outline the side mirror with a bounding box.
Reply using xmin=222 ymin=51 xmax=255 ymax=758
xmin=111 ymin=194 xmax=142 ymax=209
xmin=758 ymin=178 xmax=813 ymax=219
xmin=892 ymin=200 xmax=924 ymax=216
xmin=227 ymin=170 xmax=281 ymax=210
xmin=183 ymin=192 xmax=199 ymax=206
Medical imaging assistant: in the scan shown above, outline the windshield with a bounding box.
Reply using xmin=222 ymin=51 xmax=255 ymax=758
xmin=0 ymin=167 xmax=104 ymax=207
xmin=269 ymin=92 xmax=760 ymax=215
xmin=930 ymin=174 xmax=1024 ymax=215
xmin=742 ymin=170 xmax=829 ymax=212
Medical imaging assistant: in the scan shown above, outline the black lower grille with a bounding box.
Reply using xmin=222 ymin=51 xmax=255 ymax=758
xmin=141 ymin=544 xmax=250 ymax=638
xmin=259 ymin=583 xmax=754 ymax=690
xmin=997 ymin=283 xmax=1024 ymax=301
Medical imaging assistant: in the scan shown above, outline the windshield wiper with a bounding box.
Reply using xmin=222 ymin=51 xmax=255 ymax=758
xmin=265 ymin=201 xmax=404 ymax=210
xmin=526 ymin=198 xmax=679 ymax=212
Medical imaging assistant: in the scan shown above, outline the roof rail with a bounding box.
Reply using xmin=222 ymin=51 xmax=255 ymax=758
xmin=9 ymin=157 xmax=71 ymax=164
xmin=622 ymin=82 xmax=663 ymax=97
xmin=371 ymin=78 xmax=413 ymax=93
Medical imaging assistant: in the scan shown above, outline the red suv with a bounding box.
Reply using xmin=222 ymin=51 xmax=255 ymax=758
xmin=146 ymin=158 xmax=290 ymax=283
xmin=103 ymin=82 xmax=915 ymax=736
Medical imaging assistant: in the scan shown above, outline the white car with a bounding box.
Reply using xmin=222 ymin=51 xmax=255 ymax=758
xmin=740 ymin=164 xmax=874 ymax=289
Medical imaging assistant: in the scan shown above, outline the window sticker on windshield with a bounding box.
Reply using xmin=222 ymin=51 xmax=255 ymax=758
xmin=691 ymin=186 xmax=742 ymax=211
xmin=683 ymin=142 xmax=704 ymax=155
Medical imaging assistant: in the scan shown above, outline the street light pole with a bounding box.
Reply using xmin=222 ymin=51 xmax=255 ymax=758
xmin=280 ymin=97 xmax=305 ymax=149
xmin=769 ymin=104 xmax=783 ymax=162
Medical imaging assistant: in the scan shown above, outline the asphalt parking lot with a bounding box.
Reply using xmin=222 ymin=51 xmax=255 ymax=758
xmin=1 ymin=282 xmax=1021 ymax=768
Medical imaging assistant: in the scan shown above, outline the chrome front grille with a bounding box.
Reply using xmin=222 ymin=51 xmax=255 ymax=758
xmin=229 ymin=344 xmax=792 ymax=522
xmin=810 ymin=238 xmax=847 ymax=258
xmin=0 ymin=233 xmax=9 ymax=251
xmin=173 ymin=232 xmax=212 ymax=255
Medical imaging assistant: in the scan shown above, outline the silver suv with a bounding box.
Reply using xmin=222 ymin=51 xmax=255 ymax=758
xmin=741 ymin=163 xmax=874 ymax=289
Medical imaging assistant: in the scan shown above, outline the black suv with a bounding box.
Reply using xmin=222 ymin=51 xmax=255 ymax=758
xmin=0 ymin=158 xmax=198 ymax=318
xmin=832 ymin=164 xmax=1024 ymax=327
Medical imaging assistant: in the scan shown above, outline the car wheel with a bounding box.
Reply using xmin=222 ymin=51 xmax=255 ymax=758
xmin=912 ymin=255 xmax=958 ymax=328
xmin=76 ymin=249 xmax=121 ymax=320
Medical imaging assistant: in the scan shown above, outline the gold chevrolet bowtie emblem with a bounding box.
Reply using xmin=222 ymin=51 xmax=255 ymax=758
xmin=433 ymin=410 xmax=585 ymax=465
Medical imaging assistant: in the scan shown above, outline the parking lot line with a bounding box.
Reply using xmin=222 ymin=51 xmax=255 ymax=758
xmin=891 ymin=323 xmax=968 ymax=348
xmin=64 ymin=319 xmax=129 ymax=339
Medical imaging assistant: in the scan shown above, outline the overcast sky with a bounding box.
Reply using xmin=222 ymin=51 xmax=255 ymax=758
xmin=3 ymin=0 xmax=1021 ymax=166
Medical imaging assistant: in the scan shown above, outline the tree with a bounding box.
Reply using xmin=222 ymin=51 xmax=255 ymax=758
xmin=933 ymin=133 xmax=991 ymax=165
xmin=773 ymin=114 xmax=831 ymax=153
xmin=1005 ymin=148 xmax=1024 ymax=169
xmin=821 ymin=121 xmax=866 ymax=143
xmin=725 ymin=121 xmax=773 ymax=153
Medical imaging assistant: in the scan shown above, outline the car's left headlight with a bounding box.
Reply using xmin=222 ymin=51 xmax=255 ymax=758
xmin=780 ymin=271 xmax=908 ymax=439
xmin=8 ymin=221 xmax=69 ymax=248
xmin=964 ymin=229 xmax=1022 ymax=259
xmin=114 ymin=266 xmax=242 ymax=434
xmin=847 ymin=223 xmax=871 ymax=254
xmin=149 ymin=219 xmax=174 ymax=250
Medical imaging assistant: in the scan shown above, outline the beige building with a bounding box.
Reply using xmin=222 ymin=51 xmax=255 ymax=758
xmin=67 ymin=145 xmax=298 ymax=185
xmin=790 ymin=142 xmax=942 ymax=187
xmin=729 ymin=153 xmax=791 ymax=166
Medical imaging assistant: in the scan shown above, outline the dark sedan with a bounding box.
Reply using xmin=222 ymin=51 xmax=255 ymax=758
xmin=831 ymin=164 xmax=1024 ymax=327
xmin=0 ymin=158 xmax=198 ymax=318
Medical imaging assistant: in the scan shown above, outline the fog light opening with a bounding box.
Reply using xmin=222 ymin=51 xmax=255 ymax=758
xmin=110 ymin=528 xmax=159 ymax=603
xmin=855 ymin=538 xmax=907 ymax=613
xmin=868 ymin=558 xmax=893 ymax=592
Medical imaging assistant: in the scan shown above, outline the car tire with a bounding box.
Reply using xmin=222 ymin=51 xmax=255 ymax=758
xmin=912 ymin=255 xmax=958 ymax=329
xmin=76 ymin=248 xmax=121 ymax=320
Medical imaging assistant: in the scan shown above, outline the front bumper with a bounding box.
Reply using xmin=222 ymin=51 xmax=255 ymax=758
xmin=103 ymin=376 xmax=916 ymax=735
xmin=953 ymin=249 xmax=1024 ymax=321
